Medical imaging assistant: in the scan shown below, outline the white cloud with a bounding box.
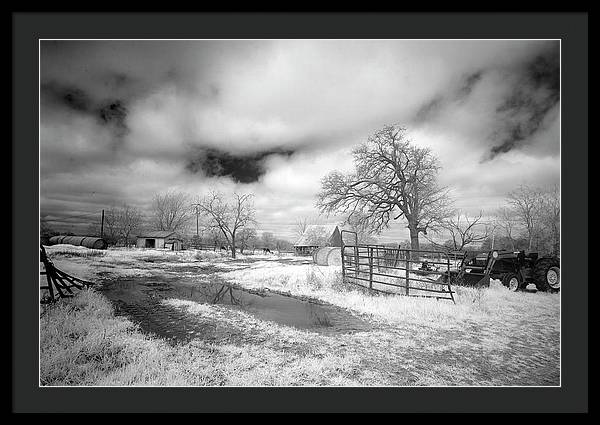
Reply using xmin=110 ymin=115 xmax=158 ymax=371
xmin=40 ymin=40 xmax=560 ymax=239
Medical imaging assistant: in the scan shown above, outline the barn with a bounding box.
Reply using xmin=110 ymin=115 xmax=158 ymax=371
xmin=294 ymin=224 xmax=342 ymax=256
xmin=136 ymin=231 xmax=184 ymax=251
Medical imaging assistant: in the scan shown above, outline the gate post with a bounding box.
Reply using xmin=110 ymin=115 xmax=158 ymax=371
xmin=341 ymin=237 xmax=347 ymax=284
xmin=354 ymin=244 xmax=359 ymax=279
xmin=447 ymin=254 xmax=455 ymax=303
xmin=405 ymin=249 xmax=410 ymax=295
xmin=368 ymin=247 xmax=373 ymax=289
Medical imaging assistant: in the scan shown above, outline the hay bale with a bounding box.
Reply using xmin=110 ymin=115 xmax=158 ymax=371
xmin=326 ymin=247 xmax=342 ymax=266
xmin=313 ymin=247 xmax=342 ymax=266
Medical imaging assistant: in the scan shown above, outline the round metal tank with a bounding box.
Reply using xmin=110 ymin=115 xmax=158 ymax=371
xmin=48 ymin=235 xmax=108 ymax=250
xmin=312 ymin=247 xmax=342 ymax=266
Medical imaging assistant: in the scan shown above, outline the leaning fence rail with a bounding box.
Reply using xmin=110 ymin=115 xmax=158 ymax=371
xmin=340 ymin=230 xmax=455 ymax=303
xmin=40 ymin=244 xmax=94 ymax=304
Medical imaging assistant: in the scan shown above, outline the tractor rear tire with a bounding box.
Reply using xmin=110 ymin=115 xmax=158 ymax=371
xmin=502 ymin=273 xmax=521 ymax=292
xmin=534 ymin=257 xmax=560 ymax=292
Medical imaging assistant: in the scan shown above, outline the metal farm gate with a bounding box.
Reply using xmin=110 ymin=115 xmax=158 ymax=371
xmin=340 ymin=230 xmax=455 ymax=303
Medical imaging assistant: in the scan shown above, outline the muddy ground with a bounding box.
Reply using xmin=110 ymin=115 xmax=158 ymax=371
xmin=41 ymin=247 xmax=560 ymax=386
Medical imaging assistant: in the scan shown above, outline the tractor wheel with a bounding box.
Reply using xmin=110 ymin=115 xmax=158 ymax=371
xmin=502 ymin=273 xmax=521 ymax=292
xmin=534 ymin=258 xmax=560 ymax=292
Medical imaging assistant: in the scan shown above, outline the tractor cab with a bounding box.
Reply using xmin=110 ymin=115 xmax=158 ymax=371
xmin=438 ymin=250 xmax=499 ymax=287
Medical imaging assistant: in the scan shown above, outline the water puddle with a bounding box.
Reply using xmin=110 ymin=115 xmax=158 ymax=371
xmin=98 ymin=273 xmax=370 ymax=344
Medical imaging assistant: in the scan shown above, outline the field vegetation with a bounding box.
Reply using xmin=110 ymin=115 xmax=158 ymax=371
xmin=40 ymin=245 xmax=560 ymax=386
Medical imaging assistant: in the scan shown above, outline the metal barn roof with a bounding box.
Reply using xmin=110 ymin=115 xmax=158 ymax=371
xmin=136 ymin=231 xmax=182 ymax=239
xmin=294 ymin=224 xmax=340 ymax=247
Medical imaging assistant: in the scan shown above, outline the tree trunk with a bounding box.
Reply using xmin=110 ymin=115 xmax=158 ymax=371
xmin=408 ymin=224 xmax=420 ymax=251
xmin=230 ymin=235 xmax=236 ymax=258
xmin=528 ymin=234 xmax=533 ymax=251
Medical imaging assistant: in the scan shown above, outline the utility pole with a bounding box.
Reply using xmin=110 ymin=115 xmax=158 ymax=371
xmin=191 ymin=203 xmax=201 ymax=240
xmin=100 ymin=209 xmax=105 ymax=238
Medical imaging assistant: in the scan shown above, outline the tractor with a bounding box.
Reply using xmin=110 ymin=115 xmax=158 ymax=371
xmin=488 ymin=250 xmax=560 ymax=292
xmin=438 ymin=250 xmax=560 ymax=292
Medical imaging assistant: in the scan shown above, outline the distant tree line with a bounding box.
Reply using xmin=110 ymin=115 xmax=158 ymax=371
xmin=485 ymin=184 xmax=560 ymax=256
xmin=41 ymin=124 xmax=559 ymax=257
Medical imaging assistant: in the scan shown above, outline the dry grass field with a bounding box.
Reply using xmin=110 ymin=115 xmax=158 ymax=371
xmin=40 ymin=245 xmax=560 ymax=386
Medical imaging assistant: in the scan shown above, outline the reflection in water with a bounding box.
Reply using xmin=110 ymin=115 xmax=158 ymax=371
xmin=98 ymin=273 xmax=370 ymax=344
xmin=307 ymin=302 xmax=332 ymax=327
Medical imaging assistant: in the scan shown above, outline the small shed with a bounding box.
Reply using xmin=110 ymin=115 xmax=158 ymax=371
xmin=294 ymin=224 xmax=342 ymax=256
xmin=136 ymin=231 xmax=184 ymax=251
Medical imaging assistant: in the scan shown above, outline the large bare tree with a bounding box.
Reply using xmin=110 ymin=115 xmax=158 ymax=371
xmin=196 ymin=191 xmax=255 ymax=258
xmin=317 ymin=125 xmax=453 ymax=250
xmin=151 ymin=191 xmax=191 ymax=232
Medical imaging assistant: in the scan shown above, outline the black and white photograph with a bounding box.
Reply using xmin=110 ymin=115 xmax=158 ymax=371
xmin=36 ymin=37 xmax=564 ymax=388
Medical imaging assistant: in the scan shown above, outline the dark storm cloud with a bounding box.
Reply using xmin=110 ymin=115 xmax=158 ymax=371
xmin=185 ymin=147 xmax=295 ymax=183
xmin=98 ymin=101 xmax=129 ymax=139
xmin=486 ymin=45 xmax=560 ymax=160
xmin=414 ymin=70 xmax=484 ymax=122
xmin=414 ymin=96 xmax=445 ymax=122
xmin=457 ymin=71 xmax=483 ymax=99
xmin=42 ymin=82 xmax=93 ymax=112
xmin=41 ymin=81 xmax=129 ymax=145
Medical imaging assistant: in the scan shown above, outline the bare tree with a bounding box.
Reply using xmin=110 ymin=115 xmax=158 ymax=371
xmin=196 ymin=191 xmax=255 ymax=258
xmin=102 ymin=207 xmax=121 ymax=245
xmin=345 ymin=211 xmax=378 ymax=244
xmin=540 ymin=184 xmax=560 ymax=256
xmin=317 ymin=125 xmax=453 ymax=250
xmin=294 ymin=216 xmax=316 ymax=238
xmin=204 ymin=227 xmax=227 ymax=250
xmin=152 ymin=191 xmax=191 ymax=232
xmin=261 ymin=232 xmax=276 ymax=250
xmin=274 ymin=238 xmax=293 ymax=253
xmin=117 ymin=205 xmax=143 ymax=246
xmin=428 ymin=211 xmax=491 ymax=251
xmin=103 ymin=205 xmax=142 ymax=246
xmin=507 ymin=184 xmax=544 ymax=251
xmin=301 ymin=226 xmax=330 ymax=246
xmin=495 ymin=207 xmax=519 ymax=251
xmin=40 ymin=217 xmax=58 ymax=238
xmin=237 ymin=227 xmax=257 ymax=254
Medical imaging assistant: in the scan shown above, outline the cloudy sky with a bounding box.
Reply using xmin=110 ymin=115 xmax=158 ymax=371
xmin=40 ymin=40 xmax=560 ymax=242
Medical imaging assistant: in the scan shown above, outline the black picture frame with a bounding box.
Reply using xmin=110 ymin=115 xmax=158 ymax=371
xmin=13 ymin=12 xmax=588 ymax=413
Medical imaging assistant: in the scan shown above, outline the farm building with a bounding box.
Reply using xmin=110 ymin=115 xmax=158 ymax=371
xmin=294 ymin=224 xmax=342 ymax=256
xmin=136 ymin=231 xmax=184 ymax=250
